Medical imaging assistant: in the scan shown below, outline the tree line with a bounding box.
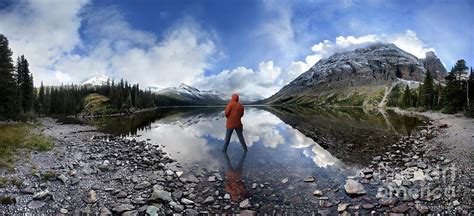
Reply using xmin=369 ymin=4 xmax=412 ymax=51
xmin=0 ymin=34 xmax=193 ymax=121
xmin=388 ymin=59 xmax=474 ymax=116
xmin=0 ymin=34 xmax=35 ymax=120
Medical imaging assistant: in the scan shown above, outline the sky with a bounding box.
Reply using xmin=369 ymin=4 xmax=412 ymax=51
xmin=0 ymin=0 xmax=473 ymax=99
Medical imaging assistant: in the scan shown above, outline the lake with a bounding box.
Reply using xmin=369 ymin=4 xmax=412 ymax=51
xmin=81 ymin=106 xmax=427 ymax=211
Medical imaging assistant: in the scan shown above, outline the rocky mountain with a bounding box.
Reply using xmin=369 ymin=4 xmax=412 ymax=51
xmin=262 ymin=43 xmax=446 ymax=106
xmin=421 ymin=51 xmax=447 ymax=81
xmin=153 ymin=83 xmax=228 ymax=105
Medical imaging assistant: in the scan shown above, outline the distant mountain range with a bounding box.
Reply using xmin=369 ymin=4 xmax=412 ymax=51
xmin=152 ymin=83 xmax=228 ymax=105
xmin=261 ymin=43 xmax=447 ymax=106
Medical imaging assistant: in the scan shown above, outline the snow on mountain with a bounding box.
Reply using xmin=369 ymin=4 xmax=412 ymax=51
xmin=155 ymin=83 xmax=228 ymax=104
xmin=81 ymin=75 xmax=111 ymax=86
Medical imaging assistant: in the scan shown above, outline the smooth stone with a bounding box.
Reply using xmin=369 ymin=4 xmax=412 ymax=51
xmin=240 ymin=210 xmax=257 ymax=216
xmin=184 ymin=209 xmax=199 ymax=216
xmin=181 ymin=198 xmax=194 ymax=205
xmin=207 ymin=176 xmax=216 ymax=182
xmin=134 ymin=181 xmax=151 ymax=190
xmin=391 ymin=203 xmax=410 ymax=213
xmin=304 ymin=176 xmax=315 ymax=182
xmin=175 ymin=171 xmax=184 ymax=178
xmin=122 ymin=210 xmax=138 ymax=216
xmin=145 ymin=206 xmax=159 ymax=216
xmin=57 ymin=174 xmax=68 ymax=184
xmin=337 ymin=203 xmax=349 ymax=212
xmin=344 ymin=179 xmax=366 ymax=195
xmin=224 ymin=194 xmax=231 ymax=200
xmin=417 ymin=162 xmax=427 ymax=169
xmin=150 ymin=189 xmax=173 ymax=203
xmin=281 ymin=178 xmax=289 ymax=184
xmin=33 ymin=190 xmax=52 ymax=200
xmin=239 ymin=199 xmax=251 ymax=208
xmin=85 ymin=190 xmax=97 ymax=203
xmin=453 ymin=200 xmax=460 ymax=206
xmin=100 ymin=207 xmax=112 ymax=216
xmin=415 ymin=204 xmax=429 ymax=214
xmin=203 ymin=196 xmax=215 ymax=204
xmin=60 ymin=208 xmax=68 ymax=214
xmin=313 ymin=190 xmax=323 ymax=196
xmin=362 ymin=203 xmax=374 ymax=209
xmin=112 ymin=204 xmax=135 ymax=213
xmin=379 ymin=198 xmax=398 ymax=206
xmin=27 ymin=200 xmax=45 ymax=209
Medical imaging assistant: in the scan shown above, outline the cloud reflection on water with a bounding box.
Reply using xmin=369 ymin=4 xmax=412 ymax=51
xmin=138 ymin=108 xmax=344 ymax=169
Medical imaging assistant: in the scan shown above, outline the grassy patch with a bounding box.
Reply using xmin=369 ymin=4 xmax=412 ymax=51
xmin=41 ymin=171 xmax=57 ymax=181
xmin=0 ymin=176 xmax=23 ymax=188
xmin=0 ymin=123 xmax=53 ymax=169
xmin=0 ymin=176 xmax=8 ymax=187
xmin=0 ymin=196 xmax=15 ymax=204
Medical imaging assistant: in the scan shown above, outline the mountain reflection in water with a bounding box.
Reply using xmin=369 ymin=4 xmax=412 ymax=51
xmin=85 ymin=106 xmax=426 ymax=169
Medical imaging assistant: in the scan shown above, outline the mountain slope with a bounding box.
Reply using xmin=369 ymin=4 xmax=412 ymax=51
xmin=154 ymin=83 xmax=227 ymax=105
xmin=263 ymin=43 xmax=445 ymax=106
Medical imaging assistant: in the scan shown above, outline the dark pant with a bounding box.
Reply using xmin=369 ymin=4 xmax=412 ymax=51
xmin=223 ymin=128 xmax=248 ymax=151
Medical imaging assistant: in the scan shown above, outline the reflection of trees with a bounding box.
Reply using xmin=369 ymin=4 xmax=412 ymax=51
xmin=86 ymin=107 xmax=224 ymax=136
xmin=261 ymin=106 xmax=426 ymax=165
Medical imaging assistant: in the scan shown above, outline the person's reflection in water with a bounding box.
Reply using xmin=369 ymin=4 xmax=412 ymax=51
xmin=223 ymin=151 xmax=249 ymax=202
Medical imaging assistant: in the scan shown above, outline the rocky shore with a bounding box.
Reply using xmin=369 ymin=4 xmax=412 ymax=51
xmin=0 ymin=114 xmax=472 ymax=215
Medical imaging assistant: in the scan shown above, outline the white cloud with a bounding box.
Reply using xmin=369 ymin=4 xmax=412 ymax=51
xmin=0 ymin=0 xmax=89 ymax=85
xmin=0 ymin=1 xmax=216 ymax=87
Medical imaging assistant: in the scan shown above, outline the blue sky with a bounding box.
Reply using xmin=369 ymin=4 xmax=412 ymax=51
xmin=0 ymin=0 xmax=473 ymax=99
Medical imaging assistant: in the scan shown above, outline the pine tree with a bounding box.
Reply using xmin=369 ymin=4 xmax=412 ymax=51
xmin=38 ymin=81 xmax=45 ymax=114
xmin=16 ymin=55 xmax=35 ymax=113
xmin=0 ymin=34 xmax=20 ymax=120
xmin=420 ymin=72 xmax=435 ymax=109
xmin=401 ymin=85 xmax=412 ymax=108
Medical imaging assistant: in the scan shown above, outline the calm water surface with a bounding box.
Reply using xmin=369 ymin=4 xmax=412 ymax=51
xmin=84 ymin=107 xmax=427 ymax=207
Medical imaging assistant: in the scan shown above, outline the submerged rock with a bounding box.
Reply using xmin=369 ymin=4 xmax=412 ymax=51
xmin=313 ymin=190 xmax=323 ymax=196
xmin=304 ymin=176 xmax=315 ymax=182
xmin=337 ymin=203 xmax=349 ymax=212
xmin=239 ymin=199 xmax=251 ymax=208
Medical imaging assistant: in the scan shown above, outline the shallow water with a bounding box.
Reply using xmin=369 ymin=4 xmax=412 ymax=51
xmin=80 ymin=106 xmax=427 ymax=208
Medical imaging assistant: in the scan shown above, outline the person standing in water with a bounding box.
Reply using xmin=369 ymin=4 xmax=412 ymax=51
xmin=223 ymin=94 xmax=248 ymax=152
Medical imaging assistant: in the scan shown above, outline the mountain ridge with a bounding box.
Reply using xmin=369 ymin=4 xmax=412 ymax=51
xmin=261 ymin=43 xmax=447 ymax=106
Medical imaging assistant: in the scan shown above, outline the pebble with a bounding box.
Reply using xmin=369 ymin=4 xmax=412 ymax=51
xmin=415 ymin=203 xmax=429 ymax=214
xmin=27 ymin=200 xmax=45 ymax=209
xmin=344 ymin=179 xmax=366 ymax=195
xmin=239 ymin=199 xmax=251 ymax=208
xmin=313 ymin=190 xmax=323 ymax=196
xmin=203 ymin=196 xmax=215 ymax=204
xmin=84 ymin=190 xmax=97 ymax=203
xmin=281 ymin=177 xmax=289 ymax=184
xmin=337 ymin=203 xmax=349 ymax=212
xmin=391 ymin=203 xmax=409 ymax=213
xmin=304 ymin=176 xmax=315 ymax=182
xmin=112 ymin=204 xmax=135 ymax=213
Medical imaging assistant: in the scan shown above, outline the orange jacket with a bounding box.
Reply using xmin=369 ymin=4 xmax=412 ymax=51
xmin=225 ymin=94 xmax=244 ymax=129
